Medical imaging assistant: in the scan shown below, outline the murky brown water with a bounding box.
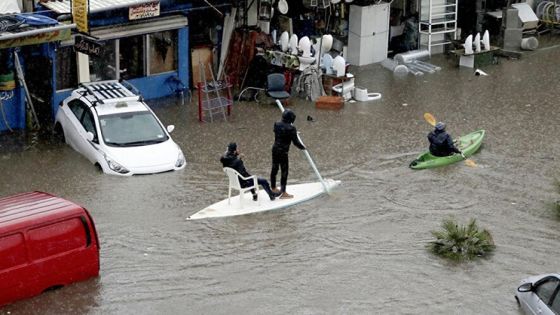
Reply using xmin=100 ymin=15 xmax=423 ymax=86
xmin=1 ymin=38 xmax=560 ymax=314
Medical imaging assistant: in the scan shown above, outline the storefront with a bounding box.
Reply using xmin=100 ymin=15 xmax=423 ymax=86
xmin=0 ymin=12 xmax=75 ymax=132
xmin=41 ymin=0 xmax=191 ymax=121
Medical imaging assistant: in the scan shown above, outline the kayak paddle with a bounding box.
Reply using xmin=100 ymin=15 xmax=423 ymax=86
xmin=423 ymin=112 xmax=477 ymax=167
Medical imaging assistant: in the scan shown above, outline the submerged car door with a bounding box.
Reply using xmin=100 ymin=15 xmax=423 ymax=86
xmin=67 ymin=100 xmax=101 ymax=163
xmin=527 ymin=277 xmax=559 ymax=315
xmin=76 ymin=106 xmax=102 ymax=163
xmin=64 ymin=100 xmax=86 ymax=152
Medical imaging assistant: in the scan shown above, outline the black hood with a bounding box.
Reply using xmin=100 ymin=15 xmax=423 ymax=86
xmin=220 ymin=152 xmax=237 ymax=166
xmin=282 ymin=109 xmax=296 ymax=124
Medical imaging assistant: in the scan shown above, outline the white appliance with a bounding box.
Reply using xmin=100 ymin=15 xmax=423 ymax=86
xmin=347 ymin=3 xmax=390 ymax=66
xmin=512 ymin=3 xmax=539 ymax=30
xmin=0 ymin=0 xmax=21 ymax=13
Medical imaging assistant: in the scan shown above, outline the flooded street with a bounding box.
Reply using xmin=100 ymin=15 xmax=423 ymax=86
xmin=2 ymin=41 xmax=560 ymax=314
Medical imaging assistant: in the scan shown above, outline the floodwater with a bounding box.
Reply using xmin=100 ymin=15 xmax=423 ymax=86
xmin=1 ymin=39 xmax=560 ymax=314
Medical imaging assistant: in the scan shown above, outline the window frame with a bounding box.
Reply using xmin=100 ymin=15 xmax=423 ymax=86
xmin=55 ymin=44 xmax=79 ymax=91
xmin=535 ymin=276 xmax=560 ymax=307
xmin=68 ymin=99 xmax=99 ymax=143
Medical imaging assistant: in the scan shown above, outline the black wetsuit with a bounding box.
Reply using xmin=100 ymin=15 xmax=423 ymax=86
xmin=270 ymin=110 xmax=305 ymax=192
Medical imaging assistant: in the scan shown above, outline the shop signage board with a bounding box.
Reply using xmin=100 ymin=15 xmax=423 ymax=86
xmin=0 ymin=28 xmax=71 ymax=49
xmin=129 ymin=1 xmax=160 ymax=20
xmin=72 ymin=0 xmax=89 ymax=33
xmin=74 ymin=36 xmax=103 ymax=56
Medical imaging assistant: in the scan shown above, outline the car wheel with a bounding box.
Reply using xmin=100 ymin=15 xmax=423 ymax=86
xmin=94 ymin=163 xmax=103 ymax=173
xmin=53 ymin=123 xmax=65 ymax=143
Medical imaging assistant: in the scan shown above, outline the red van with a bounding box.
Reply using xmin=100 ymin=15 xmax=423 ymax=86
xmin=0 ymin=191 xmax=100 ymax=307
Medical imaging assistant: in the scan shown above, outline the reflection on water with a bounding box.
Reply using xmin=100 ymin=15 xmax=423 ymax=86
xmin=1 ymin=38 xmax=560 ymax=314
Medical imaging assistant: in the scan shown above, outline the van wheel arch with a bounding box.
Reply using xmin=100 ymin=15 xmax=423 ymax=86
xmin=43 ymin=284 xmax=64 ymax=293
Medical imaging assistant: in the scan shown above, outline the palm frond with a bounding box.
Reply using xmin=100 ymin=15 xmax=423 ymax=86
xmin=427 ymin=217 xmax=495 ymax=262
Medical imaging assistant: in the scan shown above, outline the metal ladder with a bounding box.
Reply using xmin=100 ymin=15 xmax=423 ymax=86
xmin=199 ymin=61 xmax=227 ymax=122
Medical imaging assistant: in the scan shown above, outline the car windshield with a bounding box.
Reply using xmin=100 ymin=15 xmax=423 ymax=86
xmin=99 ymin=111 xmax=169 ymax=147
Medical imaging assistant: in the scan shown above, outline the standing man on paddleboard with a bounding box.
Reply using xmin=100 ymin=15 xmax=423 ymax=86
xmin=428 ymin=122 xmax=464 ymax=157
xmin=221 ymin=142 xmax=278 ymax=201
xmin=270 ymin=109 xmax=306 ymax=199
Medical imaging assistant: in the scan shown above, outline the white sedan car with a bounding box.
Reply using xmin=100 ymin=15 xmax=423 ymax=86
xmin=54 ymin=80 xmax=185 ymax=176
xmin=515 ymin=273 xmax=560 ymax=315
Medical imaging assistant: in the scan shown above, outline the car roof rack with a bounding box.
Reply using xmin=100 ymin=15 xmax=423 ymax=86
xmin=78 ymin=80 xmax=142 ymax=106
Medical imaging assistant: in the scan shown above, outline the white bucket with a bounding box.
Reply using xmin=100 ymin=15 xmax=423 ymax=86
xmin=521 ymin=37 xmax=538 ymax=50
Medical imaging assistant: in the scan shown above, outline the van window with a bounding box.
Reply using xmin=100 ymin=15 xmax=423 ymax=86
xmin=28 ymin=218 xmax=87 ymax=260
xmin=0 ymin=233 xmax=27 ymax=270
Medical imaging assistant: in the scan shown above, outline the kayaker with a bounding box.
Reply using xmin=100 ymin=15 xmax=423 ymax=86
xmin=221 ymin=142 xmax=278 ymax=201
xmin=428 ymin=122 xmax=465 ymax=158
xmin=270 ymin=109 xmax=306 ymax=199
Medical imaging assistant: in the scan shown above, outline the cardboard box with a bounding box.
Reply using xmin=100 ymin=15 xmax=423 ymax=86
xmin=315 ymin=96 xmax=343 ymax=110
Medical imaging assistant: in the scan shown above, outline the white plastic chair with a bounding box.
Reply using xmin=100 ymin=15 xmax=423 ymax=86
xmin=223 ymin=167 xmax=259 ymax=207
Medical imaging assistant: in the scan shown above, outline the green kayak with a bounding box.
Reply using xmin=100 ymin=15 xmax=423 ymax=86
xmin=409 ymin=130 xmax=485 ymax=170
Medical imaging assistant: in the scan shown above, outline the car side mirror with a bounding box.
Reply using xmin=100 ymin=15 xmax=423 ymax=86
xmin=167 ymin=125 xmax=175 ymax=133
xmin=86 ymin=131 xmax=95 ymax=142
xmin=517 ymin=283 xmax=533 ymax=292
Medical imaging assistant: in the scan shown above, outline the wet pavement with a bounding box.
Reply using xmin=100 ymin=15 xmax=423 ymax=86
xmin=1 ymin=37 xmax=560 ymax=314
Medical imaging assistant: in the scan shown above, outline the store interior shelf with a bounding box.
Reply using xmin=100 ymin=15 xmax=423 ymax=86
xmin=420 ymin=39 xmax=452 ymax=47
xmin=419 ymin=0 xmax=458 ymax=54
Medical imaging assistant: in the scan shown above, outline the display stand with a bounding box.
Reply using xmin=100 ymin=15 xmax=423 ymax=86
xmin=197 ymin=60 xmax=232 ymax=122
xmin=450 ymin=47 xmax=500 ymax=68
xmin=197 ymin=80 xmax=233 ymax=122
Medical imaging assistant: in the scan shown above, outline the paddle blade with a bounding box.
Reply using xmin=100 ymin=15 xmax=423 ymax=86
xmin=465 ymin=159 xmax=477 ymax=167
xmin=424 ymin=113 xmax=436 ymax=126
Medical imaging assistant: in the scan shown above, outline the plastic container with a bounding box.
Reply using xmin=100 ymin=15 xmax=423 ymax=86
xmin=521 ymin=37 xmax=538 ymax=50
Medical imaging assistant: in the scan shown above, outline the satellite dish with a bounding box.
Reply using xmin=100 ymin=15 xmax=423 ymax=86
xmin=278 ymin=0 xmax=289 ymax=14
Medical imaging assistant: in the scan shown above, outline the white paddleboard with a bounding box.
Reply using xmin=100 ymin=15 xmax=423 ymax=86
xmin=187 ymin=179 xmax=341 ymax=220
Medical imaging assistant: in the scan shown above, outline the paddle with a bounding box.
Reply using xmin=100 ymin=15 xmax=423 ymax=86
xmin=423 ymin=113 xmax=477 ymax=167
xmin=275 ymin=100 xmax=331 ymax=193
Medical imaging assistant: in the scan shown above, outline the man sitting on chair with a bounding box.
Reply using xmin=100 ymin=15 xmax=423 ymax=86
xmin=220 ymin=142 xmax=278 ymax=201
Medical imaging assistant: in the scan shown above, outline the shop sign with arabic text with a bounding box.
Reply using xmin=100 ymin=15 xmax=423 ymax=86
xmin=129 ymin=1 xmax=160 ymax=20
xmin=74 ymin=36 xmax=103 ymax=56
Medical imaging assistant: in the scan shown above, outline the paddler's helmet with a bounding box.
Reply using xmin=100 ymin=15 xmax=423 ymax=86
xmin=435 ymin=122 xmax=446 ymax=131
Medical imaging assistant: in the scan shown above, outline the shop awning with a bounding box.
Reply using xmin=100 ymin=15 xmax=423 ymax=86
xmin=0 ymin=23 xmax=75 ymax=49
xmin=41 ymin=0 xmax=157 ymax=14
xmin=89 ymin=15 xmax=188 ymax=40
